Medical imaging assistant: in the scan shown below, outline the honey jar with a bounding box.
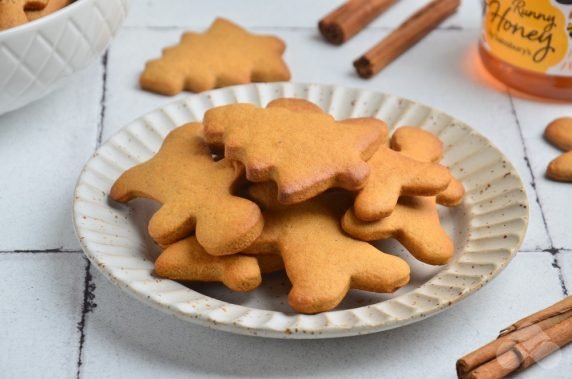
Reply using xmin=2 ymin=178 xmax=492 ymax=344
xmin=480 ymin=0 xmax=572 ymax=100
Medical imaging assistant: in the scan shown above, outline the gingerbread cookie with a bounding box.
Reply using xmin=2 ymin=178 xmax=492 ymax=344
xmin=544 ymin=117 xmax=572 ymax=182
xmin=343 ymin=196 xmax=454 ymax=265
xmin=547 ymin=151 xmax=572 ymax=182
xmin=203 ymin=98 xmax=387 ymax=204
xmin=155 ymin=236 xmax=262 ymax=292
xmin=390 ymin=126 xmax=444 ymax=163
xmin=26 ymin=0 xmax=70 ymax=21
xmin=351 ymin=146 xmax=452 ymax=221
xmin=109 ymin=123 xmax=263 ymax=255
xmin=342 ymin=127 xmax=460 ymax=265
xmin=245 ymin=183 xmax=410 ymax=314
xmin=436 ymin=177 xmax=465 ymax=206
xmin=391 ymin=126 xmax=465 ymax=206
xmin=140 ymin=18 xmax=290 ymax=95
xmin=0 ymin=0 xmax=47 ymax=30
xmin=545 ymin=117 xmax=572 ymax=151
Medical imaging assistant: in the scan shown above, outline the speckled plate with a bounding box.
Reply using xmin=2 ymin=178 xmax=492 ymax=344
xmin=73 ymin=82 xmax=529 ymax=338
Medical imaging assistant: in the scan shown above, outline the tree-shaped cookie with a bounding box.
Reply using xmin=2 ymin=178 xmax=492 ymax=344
xmin=140 ymin=18 xmax=290 ymax=95
xmin=203 ymin=98 xmax=387 ymax=204
xmin=109 ymin=123 xmax=263 ymax=256
xmin=244 ymin=183 xmax=410 ymax=314
xmin=0 ymin=0 xmax=47 ymax=30
xmin=342 ymin=127 xmax=462 ymax=265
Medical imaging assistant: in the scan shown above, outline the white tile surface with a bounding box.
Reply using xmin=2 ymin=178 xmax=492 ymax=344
xmin=103 ymin=26 xmax=550 ymax=251
xmin=0 ymin=253 xmax=85 ymax=379
xmin=80 ymin=253 xmax=567 ymax=379
xmin=124 ymin=0 xmax=481 ymax=29
xmin=0 ymin=64 xmax=102 ymax=251
xmin=102 ymin=29 xmax=188 ymax=141
xmin=560 ymin=251 xmax=572 ymax=292
xmin=509 ymin=98 xmax=572 ymax=249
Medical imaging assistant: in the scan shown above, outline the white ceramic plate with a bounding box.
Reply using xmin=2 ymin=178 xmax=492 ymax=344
xmin=73 ymin=82 xmax=529 ymax=338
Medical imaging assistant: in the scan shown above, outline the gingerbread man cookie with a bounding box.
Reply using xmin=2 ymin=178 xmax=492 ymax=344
xmin=343 ymin=196 xmax=454 ymax=265
xmin=245 ymin=183 xmax=410 ymax=314
xmin=342 ymin=127 xmax=461 ymax=266
xmin=110 ymin=123 xmax=263 ymax=255
xmin=390 ymin=126 xmax=444 ymax=163
xmin=545 ymin=117 xmax=572 ymax=182
xmin=140 ymin=18 xmax=290 ymax=95
xmin=547 ymin=151 xmax=572 ymax=182
xmin=203 ymin=98 xmax=387 ymax=204
xmin=155 ymin=236 xmax=263 ymax=292
xmin=391 ymin=126 xmax=465 ymax=206
xmin=351 ymin=145 xmax=452 ymax=221
xmin=545 ymin=117 xmax=572 ymax=151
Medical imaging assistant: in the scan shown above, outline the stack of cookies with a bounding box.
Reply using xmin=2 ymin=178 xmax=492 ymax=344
xmin=109 ymin=98 xmax=464 ymax=314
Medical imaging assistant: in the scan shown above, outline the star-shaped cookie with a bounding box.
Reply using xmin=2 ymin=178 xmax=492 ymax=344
xmin=244 ymin=183 xmax=410 ymax=314
xmin=109 ymin=123 xmax=263 ymax=256
xmin=140 ymin=18 xmax=290 ymax=95
xmin=203 ymin=98 xmax=387 ymax=204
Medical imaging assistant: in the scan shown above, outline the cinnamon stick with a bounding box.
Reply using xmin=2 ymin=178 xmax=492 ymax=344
xmin=319 ymin=0 xmax=397 ymax=45
xmin=354 ymin=0 xmax=460 ymax=78
xmin=457 ymin=296 xmax=572 ymax=379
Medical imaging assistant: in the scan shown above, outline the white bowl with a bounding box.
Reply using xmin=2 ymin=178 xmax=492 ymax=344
xmin=73 ymin=83 xmax=529 ymax=338
xmin=0 ymin=0 xmax=129 ymax=115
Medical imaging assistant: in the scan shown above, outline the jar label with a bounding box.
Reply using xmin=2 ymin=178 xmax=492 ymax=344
xmin=482 ymin=0 xmax=572 ymax=76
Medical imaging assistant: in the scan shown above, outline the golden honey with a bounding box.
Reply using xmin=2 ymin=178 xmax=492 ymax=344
xmin=480 ymin=0 xmax=572 ymax=100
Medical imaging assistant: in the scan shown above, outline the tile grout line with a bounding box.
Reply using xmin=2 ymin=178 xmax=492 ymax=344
xmin=75 ymin=258 xmax=97 ymax=379
xmin=507 ymin=91 xmax=554 ymax=246
xmin=75 ymin=50 xmax=108 ymax=379
xmin=507 ymin=91 xmax=568 ymax=297
xmin=552 ymin=252 xmax=569 ymax=296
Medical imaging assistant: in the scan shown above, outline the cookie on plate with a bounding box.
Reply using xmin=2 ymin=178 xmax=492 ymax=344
xmin=342 ymin=127 xmax=462 ymax=265
xmin=350 ymin=144 xmax=452 ymax=221
xmin=109 ymin=122 xmax=263 ymax=255
xmin=203 ymin=98 xmax=387 ymax=204
xmin=245 ymin=183 xmax=410 ymax=314
xmin=390 ymin=126 xmax=465 ymax=206
xmin=155 ymin=236 xmax=263 ymax=292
